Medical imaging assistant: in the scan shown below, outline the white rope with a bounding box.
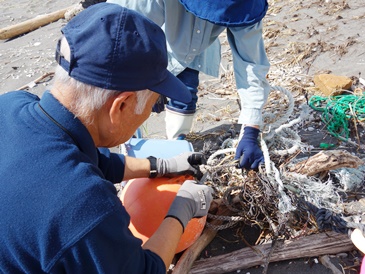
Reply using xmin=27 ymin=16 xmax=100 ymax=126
xmin=261 ymin=86 xmax=309 ymax=157
xmin=261 ymin=137 xmax=272 ymax=174
xmin=269 ymin=162 xmax=296 ymax=213
xmin=270 ymin=128 xmax=302 ymax=156
xmin=283 ymin=172 xmax=343 ymax=214
xmin=207 ymin=148 xmax=235 ymax=165
xmin=264 ymin=86 xmax=295 ymax=131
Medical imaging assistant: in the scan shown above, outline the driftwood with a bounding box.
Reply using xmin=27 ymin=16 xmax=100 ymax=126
xmin=0 ymin=6 xmax=74 ymax=40
xmin=288 ymin=150 xmax=363 ymax=176
xmin=189 ymin=231 xmax=355 ymax=274
xmin=173 ymin=199 xmax=234 ymax=274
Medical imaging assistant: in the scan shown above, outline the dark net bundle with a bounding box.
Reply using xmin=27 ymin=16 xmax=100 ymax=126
xmin=81 ymin=0 xmax=107 ymax=9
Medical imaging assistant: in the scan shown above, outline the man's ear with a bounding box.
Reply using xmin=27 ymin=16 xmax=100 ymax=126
xmin=109 ymin=92 xmax=136 ymax=125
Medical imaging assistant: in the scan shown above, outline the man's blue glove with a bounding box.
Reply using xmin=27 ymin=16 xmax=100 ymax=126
xmin=152 ymin=95 xmax=167 ymax=113
xmin=235 ymin=126 xmax=264 ymax=170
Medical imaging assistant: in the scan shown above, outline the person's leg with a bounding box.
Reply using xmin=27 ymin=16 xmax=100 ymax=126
xmin=165 ymin=68 xmax=199 ymax=139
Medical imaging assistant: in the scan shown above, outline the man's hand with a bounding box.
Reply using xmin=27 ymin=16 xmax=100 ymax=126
xmin=166 ymin=180 xmax=213 ymax=230
xmin=155 ymin=152 xmax=206 ymax=178
xmin=235 ymin=126 xmax=264 ymax=170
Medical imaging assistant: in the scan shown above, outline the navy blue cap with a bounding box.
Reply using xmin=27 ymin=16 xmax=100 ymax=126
xmin=178 ymin=0 xmax=268 ymax=27
xmin=56 ymin=3 xmax=192 ymax=103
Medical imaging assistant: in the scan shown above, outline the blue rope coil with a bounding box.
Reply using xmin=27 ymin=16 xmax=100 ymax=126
xmin=304 ymin=200 xmax=365 ymax=236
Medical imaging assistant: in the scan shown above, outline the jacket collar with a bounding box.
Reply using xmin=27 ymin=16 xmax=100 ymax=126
xmin=37 ymin=91 xmax=98 ymax=165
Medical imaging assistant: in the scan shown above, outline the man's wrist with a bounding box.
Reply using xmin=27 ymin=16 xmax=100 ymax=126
xmin=244 ymin=126 xmax=260 ymax=137
xmin=165 ymin=215 xmax=185 ymax=232
xmin=147 ymin=156 xmax=158 ymax=178
xmin=244 ymin=124 xmax=260 ymax=129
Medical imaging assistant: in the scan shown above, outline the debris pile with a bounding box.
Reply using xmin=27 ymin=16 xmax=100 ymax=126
xmin=191 ymin=84 xmax=365 ymax=243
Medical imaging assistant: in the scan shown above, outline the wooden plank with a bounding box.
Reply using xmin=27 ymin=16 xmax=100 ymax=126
xmin=173 ymin=227 xmax=218 ymax=274
xmin=190 ymin=231 xmax=355 ymax=274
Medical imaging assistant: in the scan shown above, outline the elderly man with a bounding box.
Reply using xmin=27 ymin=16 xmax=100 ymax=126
xmin=106 ymin=0 xmax=271 ymax=170
xmin=0 ymin=3 xmax=213 ymax=273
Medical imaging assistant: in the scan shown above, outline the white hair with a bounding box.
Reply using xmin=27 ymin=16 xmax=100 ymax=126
xmin=53 ymin=37 xmax=153 ymax=124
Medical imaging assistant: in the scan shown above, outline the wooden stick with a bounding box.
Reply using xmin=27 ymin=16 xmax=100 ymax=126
xmin=16 ymin=72 xmax=54 ymax=91
xmin=0 ymin=6 xmax=75 ymax=40
xmin=173 ymin=227 xmax=218 ymax=274
xmin=189 ymin=231 xmax=355 ymax=274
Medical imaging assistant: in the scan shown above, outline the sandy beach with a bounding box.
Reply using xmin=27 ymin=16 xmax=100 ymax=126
xmin=1 ymin=0 xmax=365 ymax=273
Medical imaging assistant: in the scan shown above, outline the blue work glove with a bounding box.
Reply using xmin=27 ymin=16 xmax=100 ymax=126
xmin=235 ymin=126 xmax=264 ymax=170
xmin=152 ymin=95 xmax=167 ymax=113
xmin=166 ymin=180 xmax=213 ymax=230
xmin=155 ymin=152 xmax=206 ymax=179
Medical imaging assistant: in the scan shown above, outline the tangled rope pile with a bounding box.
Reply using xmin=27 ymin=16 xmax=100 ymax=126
xmin=200 ymin=86 xmax=365 ymax=241
xmin=309 ymin=93 xmax=365 ymax=142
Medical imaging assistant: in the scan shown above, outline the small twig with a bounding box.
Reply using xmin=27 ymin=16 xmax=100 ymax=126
xmin=349 ymin=104 xmax=362 ymax=149
xmin=319 ymin=255 xmax=343 ymax=274
xmin=255 ymin=230 xmax=266 ymax=245
xmin=16 ymin=72 xmax=54 ymax=90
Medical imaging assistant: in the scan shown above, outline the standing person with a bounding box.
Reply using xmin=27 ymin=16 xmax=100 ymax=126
xmin=0 ymin=3 xmax=213 ymax=273
xmin=106 ymin=0 xmax=271 ymax=170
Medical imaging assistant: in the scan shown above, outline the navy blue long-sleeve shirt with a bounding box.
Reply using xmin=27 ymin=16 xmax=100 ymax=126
xmin=0 ymin=90 xmax=165 ymax=273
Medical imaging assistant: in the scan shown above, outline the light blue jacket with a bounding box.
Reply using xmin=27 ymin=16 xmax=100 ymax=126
xmin=108 ymin=0 xmax=271 ymax=126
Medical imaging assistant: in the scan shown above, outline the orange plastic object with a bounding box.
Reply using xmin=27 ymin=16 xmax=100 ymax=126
xmin=121 ymin=175 xmax=206 ymax=253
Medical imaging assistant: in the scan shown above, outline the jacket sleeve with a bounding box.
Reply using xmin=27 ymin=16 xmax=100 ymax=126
xmin=97 ymin=147 xmax=126 ymax=183
xmin=228 ymin=21 xmax=271 ymax=126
